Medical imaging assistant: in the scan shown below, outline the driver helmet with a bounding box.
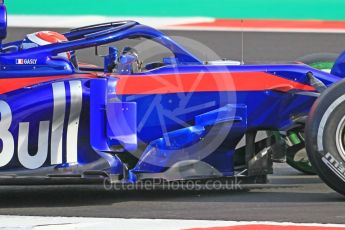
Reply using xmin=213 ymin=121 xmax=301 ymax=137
xmin=21 ymin=31 xmax=77 ymax=67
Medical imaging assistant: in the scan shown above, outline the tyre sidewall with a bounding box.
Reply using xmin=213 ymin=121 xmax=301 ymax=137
xmin=306 ymin=78 xmax=345 ymax=195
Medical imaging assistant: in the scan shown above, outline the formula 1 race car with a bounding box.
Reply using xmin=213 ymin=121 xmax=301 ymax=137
xmin=1 ymin=4 xmax=345 ymax=195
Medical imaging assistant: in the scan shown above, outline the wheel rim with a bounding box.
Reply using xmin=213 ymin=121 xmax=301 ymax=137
xmin=335 ymin=116 xmax=345 ymax=161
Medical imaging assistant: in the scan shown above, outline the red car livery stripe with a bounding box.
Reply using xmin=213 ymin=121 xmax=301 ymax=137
xmin=116 ymin=72 xmax=315 ymax=95
xmin=0 ymin=73 xmax=97 ymax=94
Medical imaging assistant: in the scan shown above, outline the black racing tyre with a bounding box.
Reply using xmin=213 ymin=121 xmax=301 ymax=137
xmin=306 ymin=78 xmax=345 ymax=196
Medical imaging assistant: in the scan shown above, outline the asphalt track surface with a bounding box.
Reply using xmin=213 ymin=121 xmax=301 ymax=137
xmin=2 ymin=28 xmax=345 ymax=223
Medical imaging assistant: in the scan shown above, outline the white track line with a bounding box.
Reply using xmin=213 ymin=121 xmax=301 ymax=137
xmin=1 ymin=216 xmax=345 ymax=230
xmin=7 ymin=15 xmax=214 ymax=29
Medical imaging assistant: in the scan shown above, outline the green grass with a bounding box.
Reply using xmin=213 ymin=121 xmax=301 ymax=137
xmin=6 ymin=0 xmax=345 ymax=20
xmin=310 ymin=62 xmax=334 ymax=70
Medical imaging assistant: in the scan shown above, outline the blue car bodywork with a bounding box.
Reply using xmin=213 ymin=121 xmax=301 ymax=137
xmin=0 ymin=4 xmax=344 ymax=184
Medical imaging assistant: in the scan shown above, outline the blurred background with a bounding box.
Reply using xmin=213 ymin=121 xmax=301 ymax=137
xmin=6 ymin=0 xmax=345 ymax=20
xmin=5 ymin=0 xmax=345 ymax=65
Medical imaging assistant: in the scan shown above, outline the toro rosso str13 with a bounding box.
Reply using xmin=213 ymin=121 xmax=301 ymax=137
xmin=1 ymin=4 xmax=345 ymax=195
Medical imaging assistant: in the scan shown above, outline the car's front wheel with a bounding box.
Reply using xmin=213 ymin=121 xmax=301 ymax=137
xmin=306 ymin=78 xmax=345 ymax=196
